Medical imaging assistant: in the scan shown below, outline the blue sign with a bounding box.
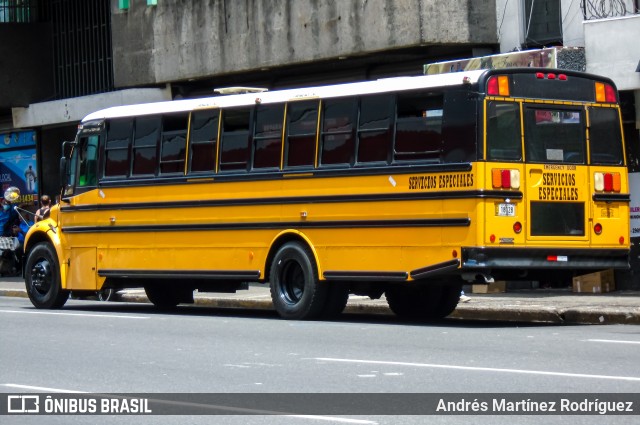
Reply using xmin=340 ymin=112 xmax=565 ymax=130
xmin=0 ymin=130 xmax=38 ymax=204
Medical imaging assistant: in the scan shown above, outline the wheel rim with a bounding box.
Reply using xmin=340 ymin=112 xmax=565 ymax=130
xmin=98 ymin=288 xmax=114 ymax=301
xmin=280 ymin=260 xmax=305 ymax=304
xmin=30 ymin=258 xmax=52 ymax=296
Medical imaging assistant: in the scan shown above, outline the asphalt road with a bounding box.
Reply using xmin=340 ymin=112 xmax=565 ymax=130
xmin=1 ymin=296 xmax=640 ymax=425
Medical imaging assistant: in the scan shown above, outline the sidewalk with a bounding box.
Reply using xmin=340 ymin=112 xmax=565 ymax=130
xmin=2 ymin=277 xmax=639 ymax=325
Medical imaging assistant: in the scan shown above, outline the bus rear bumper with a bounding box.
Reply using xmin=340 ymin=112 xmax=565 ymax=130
xmin=461 ymin=247 xmax=630 ymax=271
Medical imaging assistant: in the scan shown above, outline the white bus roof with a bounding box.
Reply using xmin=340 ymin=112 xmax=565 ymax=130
xmin=82 ymin=70 xmax=487 ymax=123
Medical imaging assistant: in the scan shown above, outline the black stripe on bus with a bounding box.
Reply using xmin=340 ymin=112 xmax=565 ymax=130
xmin=60 ymin=190 xmax=522 ymax=212
xmin=410 ymin=259 xmax=461 ymax=280
xmin=98 ymin=269 xmax=260 ymax=280
xmin=96 ymin=162 xmax=474 ymax=188
xmin=592 ymin=193 xmax=630 ymax=202
xmin=323 ymin=271 xmax=408 ymax=281
xmin=61 ymin=218 xmax=471 ymax=234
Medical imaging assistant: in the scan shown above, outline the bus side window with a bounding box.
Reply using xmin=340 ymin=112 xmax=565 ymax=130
xmin=253 ymin=104 xmax=284 ymax=170
xmin=394 ymin=92 xmax=443 ymax=163
xmin=285 ymin=101 xmax=318 ymax=169
xmin=104 ymin=118 xmax=133 ymax=178
xmin=486 ymin=101 xmax=522 ymax=161
xmin=220 ymin=108 xmax=252 ymax=172
xmin=357 ymin=94 xmax=393 ymax=164
xmin=132 ymin=115 xmax=161 ymax=176
xmin=160 ymin=113 xmax=189 ymax=174
xmin=78 ymin=135 xmax=99 ymax=188
xmin=188 ymin=109 xmax=219 ymax=173
xmin=320 ymin=98 xmax=357 ymax=166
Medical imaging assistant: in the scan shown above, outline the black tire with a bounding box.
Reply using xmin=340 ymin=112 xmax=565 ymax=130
xmin=269 ymin=242 xmax=327 ymax=320
xmin=24 ymin=242 xmax=68 ymax=309
xmin=144 ymin=283 xmax=193 ymax=309
xmin=434 ymin=283 xmax=462 ymax=318
xmin=321 ymin=283 xmax=350 ymax=319
xmin=386 ymin=283 xmax=461 ymax=320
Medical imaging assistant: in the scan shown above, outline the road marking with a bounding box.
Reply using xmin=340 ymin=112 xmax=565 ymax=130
xmin=2 ymin=384 xmax=377 ymax=424
xmin=0 ymin=310 xmax=148 ymax=319
xmin=3 ymin=383 xmax=86 ymax=393
xmin=312 ymin=357 xmax=640 ymax=382
xmin=586 ymin=339 xmax=640 ymax=345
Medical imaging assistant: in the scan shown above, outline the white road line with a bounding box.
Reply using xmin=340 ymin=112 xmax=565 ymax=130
xmin=312 ymin=357 xmax=640 ymax=382
xmin=3 ymin=383 xmax=87 ymax=393
xmin=586 ymin=339 xmax=640 ymax=345
xmin=2 ymin=384 xmax=377 ymax=424
xmin=0 ymin=310 xmax=148 ymax=319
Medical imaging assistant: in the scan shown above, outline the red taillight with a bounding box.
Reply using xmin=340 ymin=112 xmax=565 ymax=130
xmin=513 ymin=222 xmax=522 ymax=234
xmin=452 ymin=249 xmax=458 ymax=258
xmin=605 ymin=84 xmax=617 ymax=103
xmin=501 ymin=169 xmax=511 ymax=188
xmin=594 ymin=223 xmax=603 ymax=235
xmin=490 ymin=234 xmax=496 ymax=243
xmin=487 ymin=76 xmax=499 ymax=95
xmin=620 ymin=236 xmax=625 ymax=245
xmin=547 ymin=73 xmax=556 ymax=80
xmin=558 ymin=74 xmax=567 ymax=81
xmin=603 ymin=173 xmax=613 ymax=192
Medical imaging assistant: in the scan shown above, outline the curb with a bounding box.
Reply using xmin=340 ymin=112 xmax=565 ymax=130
xmin=0 ymin=289 xmax=28 ymax=299
xmin=2 ymin=289 xmax=640 ymax=325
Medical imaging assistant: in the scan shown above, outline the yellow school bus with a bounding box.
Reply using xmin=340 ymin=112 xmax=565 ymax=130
xmin=23 ymin=68 xmax=630 ymax=319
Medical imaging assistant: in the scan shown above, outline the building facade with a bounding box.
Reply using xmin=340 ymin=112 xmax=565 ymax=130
xmin=1 ymin=0 xmax=498 ymax=199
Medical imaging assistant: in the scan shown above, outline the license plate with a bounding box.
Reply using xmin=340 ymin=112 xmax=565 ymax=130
xmin=496 ymin=203 xmax=515 ymax=217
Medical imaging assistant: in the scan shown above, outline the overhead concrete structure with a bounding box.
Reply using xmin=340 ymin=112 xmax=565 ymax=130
xmin=111 ymin=0 xmax=498 ymax=88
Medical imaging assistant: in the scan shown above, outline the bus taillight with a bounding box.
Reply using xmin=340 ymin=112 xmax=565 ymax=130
xmin=594 ymin=223 xmax=603 ymax=235
xmin=492 ymin=169 xmax=520 ymax=189
xmin=487 ymin=75 xmax=510 ymax=96
xmin=594 ymin=172 xmax=621 ymax=192
xmin=595 ymin=82 xmax=617 ymax=103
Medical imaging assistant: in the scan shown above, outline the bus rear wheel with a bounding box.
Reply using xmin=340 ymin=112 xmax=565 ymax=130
xmin=24 ymin=242 xmax=68 ymax=309
xmin=269 ymin=242 xmax=328 ymax=320
xmin=385 ymin=283 xmax=461 ymax=320
xmin=144 ymin=283 xmax=193 ymax=309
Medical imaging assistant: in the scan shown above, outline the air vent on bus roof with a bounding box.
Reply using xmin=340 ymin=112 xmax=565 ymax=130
xmin=213 ymin=87 xmax=268 ymax=95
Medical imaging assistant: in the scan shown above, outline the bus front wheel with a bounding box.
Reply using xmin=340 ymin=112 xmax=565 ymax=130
xmin=24 ymin=243 xmax=68 ymax=309
xmin=269 ymin=242 xmax=328 ymax=320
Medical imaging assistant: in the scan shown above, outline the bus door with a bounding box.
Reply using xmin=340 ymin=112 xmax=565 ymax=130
xmin=522 ymin=104 xmax=591 ymax=246
xmin=60 ymin=132 xmax=101 ymax=291
xmin=584 ymin=104 xmax=628 ymax=248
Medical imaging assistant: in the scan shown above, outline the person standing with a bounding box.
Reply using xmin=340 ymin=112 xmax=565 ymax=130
xmin=35 ymin=195 xmax=51 ymax=223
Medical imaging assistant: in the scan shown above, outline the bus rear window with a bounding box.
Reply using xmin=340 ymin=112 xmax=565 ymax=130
xmin=486 ymin=101 xmax=522 ymax=161
xmin=588 ymin=107 xmax=623 ymax=165
xmin=524 ymin=107 xmax=585 ymax=164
